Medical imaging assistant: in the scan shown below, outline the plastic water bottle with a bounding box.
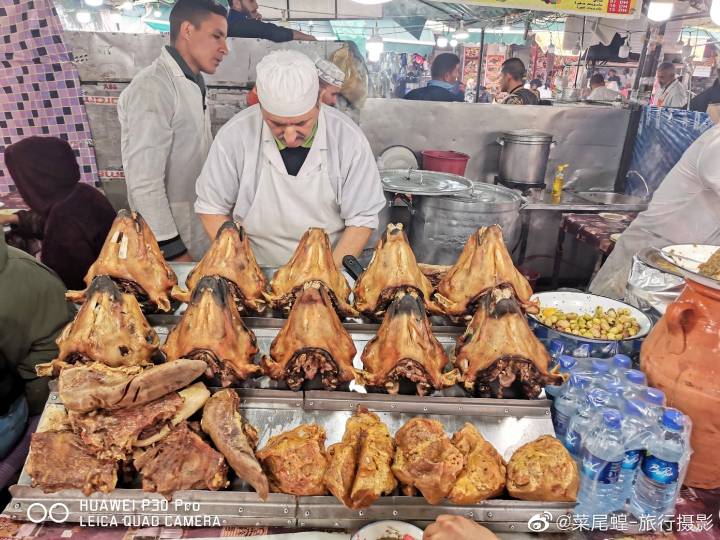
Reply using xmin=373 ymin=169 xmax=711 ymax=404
xmin=552 ymin=373 xmax=590 ymax=438
xmin=640 ymin=388 xmax=666 ymax=423
xmin=548 ymin=339 xmax=565 ymax=369
xmin=629 ymin=409 xmax=688 ymax=519
xmin=586 ymin=359 xmax=618 ymax=387
xmin=573 ymin=342 xmax=591 ymax=359
xmin=617 ymin=399 xmax=652 ymax=507
xmin=610 ymin=354 xmax=632 ymax=375
xmin=564 ymin=388 xmax=611 ymax=462
xmin=576 ymin=409 xmax=626 ymax=517
xmin=605 ymin=382 xmax=626 ymax=410
xmin=546 ymin=355 xmax=578 ymax=399
xmin=624 ymin=369 xmax=647 ymax=397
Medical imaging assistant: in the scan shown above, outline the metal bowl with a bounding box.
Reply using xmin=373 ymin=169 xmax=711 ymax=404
xmin=527 ymin=291 xmax=654 ymax=359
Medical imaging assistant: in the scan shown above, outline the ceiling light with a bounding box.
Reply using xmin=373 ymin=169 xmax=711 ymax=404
xmin=453 ymin=21 xmax=469 ymax=41
xmin=366 ymin=32 xmax=384 ymax=62
xmin=449 ymin=38 xmax=458 ymax=47
xmin=153 ymin=8 xmax=162 ymax=17
xmin=84 ymin=0 xmax=103 ymax=6
xmin=76 ymin=10 xmax=92 ymax=23
xmin=618 ymin=33 xmax=630 ymax=58
xmin=436 ymin=35 xmax=448 ymax=48
xmin=120 ymin=1 xmax=133 ymax=11
xmin=712 ymin=0 xmax=720 ymax=25
xmin=647 ymin=1 xmax=673 ymax=22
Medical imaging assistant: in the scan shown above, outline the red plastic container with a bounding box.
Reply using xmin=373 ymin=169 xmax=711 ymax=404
xmin=421 ymin=150 xmax=470 ymax=176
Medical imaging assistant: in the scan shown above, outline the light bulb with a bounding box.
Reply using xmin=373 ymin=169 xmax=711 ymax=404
xmin=548 ymin=43 xmax=555 ymax=54
xmin=366 ymin=33 xmax=384 ymax=62
xmin=618 ymin=44 xmax=630 ymax=58
xmin=153 ymin=9 xmax=161 ymax=17
xmin=449 ymin=38 xmax=458 ymax=48
xmin=120 ymin=1 xmax=133 ymax=11
xmin=712 ymin=0 xmax=720 ymax=25
xmin=76 ymin=10 xmax=92 ymax=23
xmin=647 ymin=1 xmax=673 ymax=22
xmin=453 ymin=21 xmax=469 ymax=41
xmin=84 ymin=0 xmax=103 ymax=6
xmin=436 ymin=35 xmax=448 ymax=48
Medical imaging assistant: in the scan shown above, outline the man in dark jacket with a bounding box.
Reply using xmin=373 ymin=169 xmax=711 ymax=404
xmin=404 ymin=53 xmax=465 ymax=102
xmin=690 ymin=74 xmax=720 ymax=113
xmin=500 ymin=58 xmax=539 ymax=105
xmin=227 ymin=0 xmax=315 ymax=42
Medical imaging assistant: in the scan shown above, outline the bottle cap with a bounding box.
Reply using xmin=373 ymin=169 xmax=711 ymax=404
xmin=602 ymin=408 xmax=623 ymax=429
xmin=558 ymin=355 xmax=577 ymax=371
xmin=570 ymin=373 xmax=590 ymax=388
xmin=662 ymin=408 xmax=685 ymax=431
xmin=606 ymin=382 xmax=624 ymax=397
xmin=549 ymin=340 xmax=565 ymax=356
xmin=623 ymin=398 xmax=646 ymax=418
xmin=591 ymin=359 xmax=610 ymax=374
xmin=625 ymin=369 xmax=646 ymax=385
xmin=587 ymin=388 xmax=611 ymax=407
xmin=642 ymin=387 xmax=666 ymax=406
xmin=612 ymin=354 xmax=631 ymax=370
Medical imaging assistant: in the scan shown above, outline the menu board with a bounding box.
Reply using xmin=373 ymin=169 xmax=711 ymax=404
xmin=462 ymin=46 xmax=480 ymax=85
xmin=484 ymin=54 xmax=505 ymax=93
xmin=443 ymin=0 xmax=638 ymax=18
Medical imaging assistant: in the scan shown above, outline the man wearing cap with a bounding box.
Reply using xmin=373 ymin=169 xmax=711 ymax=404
xmin=316 ymin=58 xmax=345 ymax=107
xmin=194 ymin=50 xmax=385 ymax=267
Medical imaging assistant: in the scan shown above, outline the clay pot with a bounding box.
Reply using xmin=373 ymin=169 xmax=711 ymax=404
xmin=641 ymin=278 xmax=720 ymax=488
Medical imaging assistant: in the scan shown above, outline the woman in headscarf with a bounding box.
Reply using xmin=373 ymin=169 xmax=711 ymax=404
xmin=1 ymin=136 xmax=116 ymax=289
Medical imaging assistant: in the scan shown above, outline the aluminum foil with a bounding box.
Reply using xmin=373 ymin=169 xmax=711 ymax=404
xmin=625 ymin=254 xmax=684 ymax=317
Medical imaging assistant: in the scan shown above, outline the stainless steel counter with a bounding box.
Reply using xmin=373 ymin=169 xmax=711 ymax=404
xmin=521 ymin=192 xmax=649 ymax=213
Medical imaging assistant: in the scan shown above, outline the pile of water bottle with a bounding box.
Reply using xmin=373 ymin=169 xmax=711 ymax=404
xmin=546 ymin=341 xmax=693 ymax=523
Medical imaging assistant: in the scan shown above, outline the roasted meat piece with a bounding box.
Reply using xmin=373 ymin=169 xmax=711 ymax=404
xmin=37 ymin=276 xmax=159 ymax=377
xmin=455 ymin=286 xmax=560 ymax=399
xmin=59 ymin=359 xmax=206 ymax=413
xmin=324 ymin=407 xmax=396 ymax=509
xmin=353 ymin=224 xmax=436 ymax=318
xmin=256 ymin=424 xmax=328 ymax=496
xmin=358 ymin=290 xmax=456 ymax=396
xmin=434 ymin=225 xmax=536 ymax=318
xmin=134 ymin=421 xmax=229 ymax=497
xmin=27 ymin=430 xmax=118 ymax=495
xmin=172 ymin=221 xmax=267 ymax=313
xmin=391 ymin=418 xmax=464 ymax=505
xmin=66 ymin=210 xmax=177 ymax=312
xmin=163 ymin=276 xmax=260 ymax=387
xmin=69 ymin=382 xmax=209 ymax=460
xmin=265 ymin=228 xmax=356 ymax=317
xmin=448 ymin=423 xmax=506 ymax=504
xmin=262 ymin=281 xmax=356 ymax=391
xmin=506 ymin=435 xmax=578 ymax=502
xmin=201 ymin=389 xmax=269 ymax=500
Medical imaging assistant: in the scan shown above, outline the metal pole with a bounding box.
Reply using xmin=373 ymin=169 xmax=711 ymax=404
xmin=632 ymin=26 xmax=652 ymax=92
xmin=474 ymin=27 xmax=486 ymax=103
xmin=573 ymin=16 xmax=586 ymax=88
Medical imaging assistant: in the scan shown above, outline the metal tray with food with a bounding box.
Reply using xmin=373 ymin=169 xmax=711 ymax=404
xmin=660 ymin=243 xmax=720 ymax=290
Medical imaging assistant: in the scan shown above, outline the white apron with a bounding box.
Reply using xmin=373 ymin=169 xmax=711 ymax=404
xmin=242 ymin=120 xmax=345 ymax=267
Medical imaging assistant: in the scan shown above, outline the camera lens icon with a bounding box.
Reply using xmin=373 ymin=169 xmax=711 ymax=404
xmin=26 ymin=502 xmax=70 ymax=524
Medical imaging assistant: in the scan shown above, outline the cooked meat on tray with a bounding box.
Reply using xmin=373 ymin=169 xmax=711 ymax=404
xmin=68 ymin=382 xmax=209 ymax=460
xmin=325 ymin=407 xmax=396 ymax=509
xmin=455 ymin=286 xmax=560 ymax=399
xmin=448 ymin=423 xmax=506 ymax=504
xmin=698 ymin=247 xmax=720 ymax=279
xmin=58 ymin=359 xmax=206 ymax=414
xmin=162 ymin=276 xmax=260 ymax=387
xmin=506 ymin=435 xmax=578 ymax=502
xmin=353 ymin=223 xmax=436 ymax=318
xmin=66 ymin=210 xmax=177 ymax=312
xmin=172 ymin=221 xmax=267 ymax=313
xmin=261 ymin=281 xmax=357 ymax=391
xmin=391 ymin=418 xmax=464 ymax=505
xmin=357 ymin=290 xmax=457 ymax=396
xmin=201 ymin=389 xmax=270 ymax=500
xmin=256 ymin=424 xmax=328 ymax=496
xmin=434 ymin=225 xmax=536 ymax=318
xmin=265 ymin=228 xmax=356 ymax=317
xmin=133 ymin=421 xmax=229 ymax=497
xmin=37 ymin=276 xmax=159 ymax=378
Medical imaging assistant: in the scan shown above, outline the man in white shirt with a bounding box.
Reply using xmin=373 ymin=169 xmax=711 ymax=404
xmin=195 ymin=50 xmax=385 ymax=267
xmin=653 ymin=62 xmax=688 ymax=109
xmin=587 ymin=73 xmax=620 ymax=101
xmin=118 ymin=0 xmax=228 ymax=261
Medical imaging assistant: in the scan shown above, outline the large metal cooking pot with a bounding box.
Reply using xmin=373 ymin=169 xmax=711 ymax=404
xmin=497 ymin=129 xmax=555 ymax=185
xmin=408 ymin=182 xmax=523 ymax=265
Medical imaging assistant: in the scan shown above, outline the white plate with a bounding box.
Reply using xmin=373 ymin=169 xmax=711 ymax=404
xmin=660 ymin=244 xmax=720 ymax=290
xmin=0 ymin=202 xmax=4 ymax=208
xmin=379 ymin=145 xmax=419 ymax=170
xmin=352 ymin=520 xmax=423 ymax=540
xmin=599 ymin=212 xmax=626 ymax=222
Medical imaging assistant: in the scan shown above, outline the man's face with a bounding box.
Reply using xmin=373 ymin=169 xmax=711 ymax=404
xmin=498 ymin=71 xmax=513 ymax=93
xmin=262 ymin=105 xmax=320 ymax=148
xmin=240 ymin=0 xmax=259 ymax=17
xmin=657 ymin=69 xmax=674 ymax=87
xmin=182 ymin=14 xmax=228 ymax=74
xmin=319 ymin=84 xmax=341 ymax=107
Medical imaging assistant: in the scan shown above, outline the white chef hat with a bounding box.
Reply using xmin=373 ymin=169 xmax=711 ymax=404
xmin=256 ymin=50 xmax=319 ymax=117
xmin=316 ymin=58 xmax=346 ymax=87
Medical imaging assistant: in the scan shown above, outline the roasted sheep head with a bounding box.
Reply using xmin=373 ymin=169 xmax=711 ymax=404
xmin=162 ymin=276 xmax=260 ymax=387
xmin=353 ymin=223 xmax=436 ymax=318
xmin=59 ymin=359 xmax=206 ymax=413
xmin=256 ymin=424 xmax=328 ymax=496
xmin=324 ymin=407 xmax=396 ymax=509
xmin=133 ymin=421 xmax=229 ymax=497
xmin=69 ymin=382 xmax=210 ymax=460
xmin=357 ymin=290 xmax=457 ymax=396
xmin=37 ymin=276 xmax=160 ymax=377
xmin=201 ymin=389 xmax=270 ymax=500
xmin=262 ymin=281 xmax=356 ymax=391
xmin=172 ymin=221 xmax=267 ymax=313
xmin=434 ymin=225 xmax=536 ymax=318
xmin=265 ymin=228 xmax=356 ymax=317
xmin=454 ymin=286 xmax=560 ymax=399
xmin=66 ymin=210 xmax=177 ymax=312
xmin=448 ymin=423 xmax=506 ymax=504
xmin=506 ymin=435 xmax=579 ymax=502
xmin=391 ymin=418 xmax=464 ymax=505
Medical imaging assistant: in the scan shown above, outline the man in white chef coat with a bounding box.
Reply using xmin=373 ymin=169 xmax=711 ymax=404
xmin=590 ymin=105 xmax=720 ymax=298
xmin=118 ymin=0 xmax=229 ymax=261
xmin=195 ymin=50 xmax=386 ymax=267
xmin=653 ymin=62 xmax=688 ymax=109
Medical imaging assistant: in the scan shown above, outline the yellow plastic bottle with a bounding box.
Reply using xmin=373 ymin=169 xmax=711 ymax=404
xmin=551 ymin=163 xmax=569 ymax=200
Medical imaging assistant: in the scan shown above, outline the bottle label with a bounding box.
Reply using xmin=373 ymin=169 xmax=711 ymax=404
xmin=554 ymin=410 xmax=570 ymax=436
xmin=622 ymin=449 xmax=643 ymax=470
xmin=641 ymin=454 xmax=679 ymax=485
xmin=564 ymin=429 xmax=581 ymax=456
xmin=581 ymin=449 xmax=622 ymax=484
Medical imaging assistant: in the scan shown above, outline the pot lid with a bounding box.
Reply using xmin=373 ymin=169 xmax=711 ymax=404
xmin=380 ymin=169 xmax=473 ymax=196
xmin=446 ymin=181 xmax=523 ymax=205
xmin=501 ymin=129 xmax=554 ymax=143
